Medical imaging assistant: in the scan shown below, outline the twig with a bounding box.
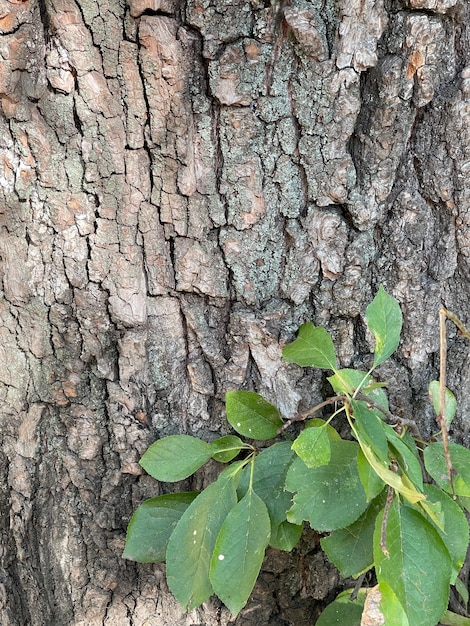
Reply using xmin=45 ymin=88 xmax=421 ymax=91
xmin=354 ymin=392 xmax=422 ymax=439
xmin=277 ymin=396 xmax=344 ymax=433
xmin=350 ymin=572 xmax=367 ymax=601
xmin=441 ymin=308 xmax=470 ymax=340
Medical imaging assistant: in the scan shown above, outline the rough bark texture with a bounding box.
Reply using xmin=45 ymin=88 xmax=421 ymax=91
xmin=1 ymin=0 xmax=470 ymax=624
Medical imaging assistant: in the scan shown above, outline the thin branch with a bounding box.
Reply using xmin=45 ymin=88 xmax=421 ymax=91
xmin=354 ymin=392 xmax=422 ymax=439
xmin=350 ymin=572 xmax=367 ymax=601
xmin=441 ymin=307 xmax=470 ymax=340
xmin=277 ymin=396 xmax=344 ymax=433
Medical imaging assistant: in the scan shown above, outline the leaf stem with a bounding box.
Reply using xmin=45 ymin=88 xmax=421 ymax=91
xmin=249 ymin=453 xmax=255 ymax=491
xmin=352 ymin=366 xmax=376 ymax=399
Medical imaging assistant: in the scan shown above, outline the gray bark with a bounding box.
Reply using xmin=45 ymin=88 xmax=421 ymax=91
xmin=0 ymin=0 xmax=469 ymax=624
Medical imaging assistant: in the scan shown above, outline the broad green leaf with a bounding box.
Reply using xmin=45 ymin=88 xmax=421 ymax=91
xmin=422 ymin=484 xmax=469 ymax=581
xmin=359 ymin=440 xmax=425 ymax=504
xmin=123 ymin=492 xmax=198 ymax=563
xmin=321 ymin=491 xmax=386 ymax=578
xmin=305 ymin=418 xmax=341 ymax=440
xmin=269 ymin=520 xmax=302 ymax=551
xmin=316 ymin=588 xmax=366 ymax=626
xmin=455 ymin=576 xmax=469 ymax=607
xmin=383 ymin=423 xmax=424 ymax=491
xmin=225 ymin=391 xmax=283 ymax=440
xmin=351 ymin=399 xmax=389 ymax=463
xmin=373 ymin=498 xmax=452 ymax=626
xmin=418 ymin=498 xmax=445 ymax=531
xmin=424 ymin=442 xmax=470 ymax=497
xmin=357 ymin=448 xmax=386 ymax=501
xmin=328 ymin=369 xmax=389 ymax=410
xmin=366 ymin=286 xmax=403 ymax=366
xmin=429 ymin=381 xmax=457 ymax=427
xmin=282 ymin=323 xmax=337 ymax=370
xmin=292 ymin=425 xmax=331 ymax=467
xmin=286 ymin=440 xmax=368 ymax=531
xmin=140 ymin=435 xmax=214 ymax=482
xmin=378 ymin=582 xmax=409 ymax=626
xmin=210 ymin=435 xmax=245 ymax=463
xmin=210 ymin=489 xmax=271 ymax=616
xmin=238 ymin=442 xmax=297 ymax=524
xmin=166 ymin=464 xmax=240 ymax=610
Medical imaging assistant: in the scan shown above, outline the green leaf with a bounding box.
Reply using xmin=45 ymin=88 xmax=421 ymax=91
xmin=305 ymin=417 xmax=341 ymax=440
xmin=165 ymin=464 xmax=240 ymax=610
xmin=383 ymin=423 xmax=424 ymax=491
xmin=321 ymin=492 xmax=386 ymax=578
xmin=366 ymin=286 xmax=403 ymax=366
xmin=282 ymin=323 xmax=337 ymax=370
xmin=225 ymin=391 xmax=283 ymax=440
xmin=316 ymin=588 xmax=366 ymax=626
xmin=292 ymin=425 xmax=331 ymax=467
xmin=357 ymin=448 xmax=386 ymax=501
xmin=440 ymin=611 xmax=470 ymax=626
xmin=140 ymin=435 xmax=213 ymax=482
xmin=428 ymin=381 xmax=457 ymax=427
xmin=237 ymin=442 xmax=297 ymax=524
xmin=351 ymin=399 xmax=389 ymax=463
xmin=123 ymin=492 xmax=198 ymax=563
xmin=421 ymin=484 xmax=469 ymax=582
xmin=210 ymin=489 xmax=271 ymax=616
xmin=210 ymin=435 xmax=245 ymax=463
xmin=358 ymin=439 xmax=425 ymax=504
xmin=424 ymin=442 xmax=470 ymax=497
xmin=286 ymin=440 xmax=368 ymax=531
xmin=328 ymin=369 xmax=389 ymax=410
xmin=269 ymin=520 xmax=302 ymax=551
xmin=455 ymin=576 xmax=469 ymax=608
xmin=373 ymin=498 xmax=452 ymax=626
xmin=378 ymin=582 xmax=410 ymax=626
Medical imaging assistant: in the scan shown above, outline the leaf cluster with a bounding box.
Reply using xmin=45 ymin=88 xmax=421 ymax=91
xmin=123 ymin=287 xmax=470 ymax=625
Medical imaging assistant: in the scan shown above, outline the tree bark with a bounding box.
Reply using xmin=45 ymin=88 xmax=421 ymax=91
xmin=1 ymin=0 xmax=469 ymax=624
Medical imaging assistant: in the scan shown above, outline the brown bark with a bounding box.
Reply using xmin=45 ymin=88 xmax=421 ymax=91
xmin=0 ymin=0 xmax=469 ymax=624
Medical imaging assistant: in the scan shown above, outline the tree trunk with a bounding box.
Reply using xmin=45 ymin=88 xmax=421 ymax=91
xmin=1 ymin=0 xmax=469 ymax=624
